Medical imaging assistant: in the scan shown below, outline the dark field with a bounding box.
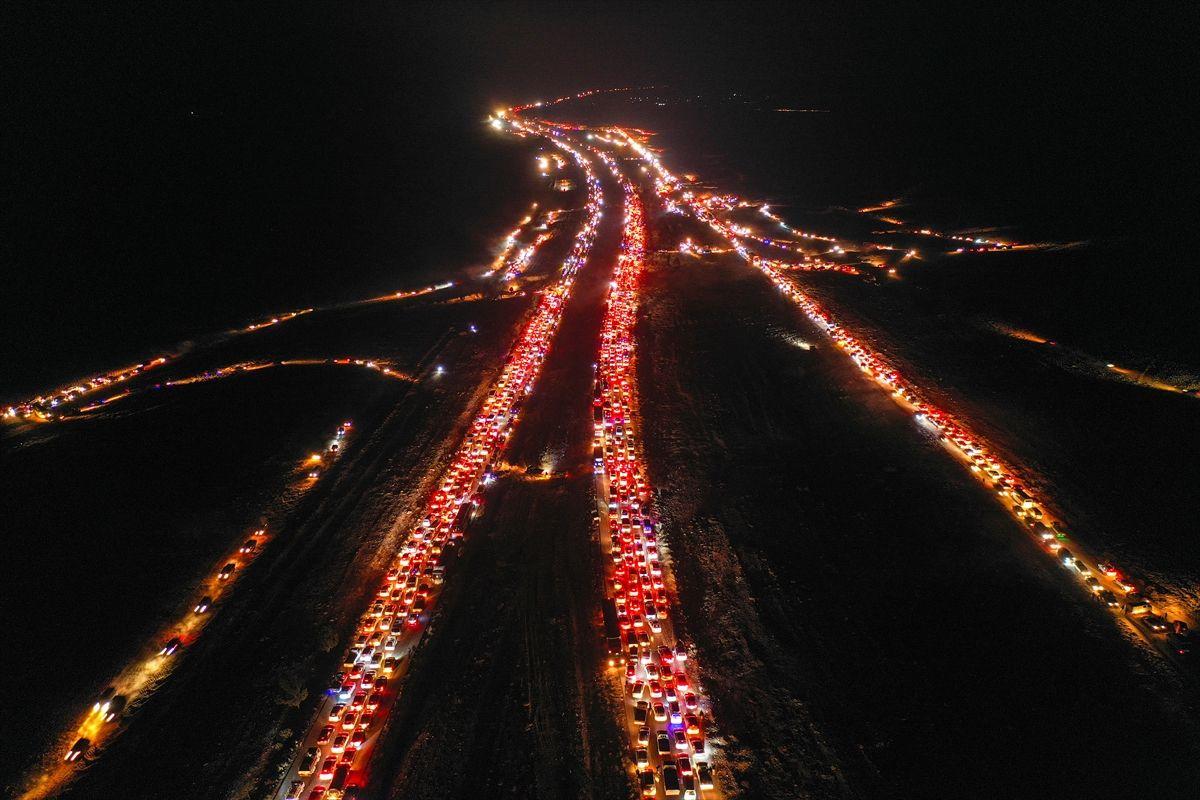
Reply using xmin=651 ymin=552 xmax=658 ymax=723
xmin=636 ymin=249 xmax=1200 ymax=798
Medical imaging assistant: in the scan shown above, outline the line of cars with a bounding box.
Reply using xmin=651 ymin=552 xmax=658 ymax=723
xmin=4 ymin=356 xmax=171 ymax=423
xmin=7 ymin=274 xmax=457 ymax=430
xmin=55 ymin=421 xmax=353 ymax=786
xmin=274 ymin=126 xmax=606 ymax=800
xmin=588 ymin=163 xmax=720 ymax=799
xmin=636 ymin=144 xmax=1198 ymax=663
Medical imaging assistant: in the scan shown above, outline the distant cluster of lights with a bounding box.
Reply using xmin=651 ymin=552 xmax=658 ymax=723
xmin=6 ymin=282 xmax=456 ymax=428
xmin=5 ymin=357 xmax=170 ymax=423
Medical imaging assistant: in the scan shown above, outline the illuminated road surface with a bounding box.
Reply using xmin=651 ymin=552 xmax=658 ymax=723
xmin=586 ymin=156 xmax=724 ymax=799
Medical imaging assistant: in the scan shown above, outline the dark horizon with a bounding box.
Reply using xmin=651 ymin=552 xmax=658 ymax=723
xmin=4 ymin=3 xmax=1198 ymax=393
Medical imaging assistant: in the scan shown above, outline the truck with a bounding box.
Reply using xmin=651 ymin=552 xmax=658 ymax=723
xmin=602 ymin=598 xmax=622 ymax=661
xmin=663 ymin=764 xmax=681 ymax=796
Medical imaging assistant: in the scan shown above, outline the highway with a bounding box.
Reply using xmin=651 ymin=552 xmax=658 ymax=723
xmin=9 ymin=87 xmax=1198 ymax=798
xmin=587 ymin=160 xmax=724 ymax=799
xmin=270 ymin=126 xmax=605 ymax=800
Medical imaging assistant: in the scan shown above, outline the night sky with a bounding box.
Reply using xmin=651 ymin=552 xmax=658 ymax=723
xmin=3 ymin=2 xmax=1197 ymax=391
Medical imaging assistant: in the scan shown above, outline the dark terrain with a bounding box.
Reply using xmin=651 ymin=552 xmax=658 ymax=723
xmin=636 ymin=246 xmax=1200 ymax=799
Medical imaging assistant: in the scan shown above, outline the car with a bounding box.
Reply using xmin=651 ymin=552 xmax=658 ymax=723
xmin=306 ymin=788 xmax=327 ymax=800
xmin=350 ymin=729 xmax=366 ymax=748
xmin=316 ymin=726 xmax=335 ymax=745
xmin=239 ymin=539 xmax=257 ymax=554
xmin=298 ymin=747 xmax=321 ymax=776
xmin=101 ymin=694 xmax=127 ymax=722
xmin=633 ymin=700 xmax=649 ymax=724
xmin=1097 ymin=590 xmax=1119 ymax=608
xmin=1143 ymin=615 xmax=1169 ymax=633
xmin=676 ymin=755 xmax=693 ymax=775
xmin=285 ymin=779 xmax=306 ymax=800
xmin=328 ymin=704 xmax=346 ymax=722
xmin=1073 ymin=560 xmax=1091 ymax=577
xmin=684 ymin=692 xmax=698 ymax=711
xmin=669 ymin=701 xmax=683 ymax=725
xmin=690 ymin=736 xmax=706 ymax=759
xmin=194 ymin=595 xmax=213 ymax=614
xmin=637 ymin=727 xmax=651 ymax=746
xmin=218 ymin=563 xmax=236 ymax=580
xmin=684 ymin=714 xmax=701 ymax=735
xmin=639 ymin=769 xmax=657 ymax=797
xmin=65 ymin=737 xmax=89 ymax=762
xmin=652 ymin=702 xmax=668 ymax=722
xmin=318 ymin=756 xmax=337 ymax=780
xmin=341 ymin=712 xmax=358 ymax=731
xmin=93 ymin=686 xmax=116 ymax=714
xmin=635 ymin=748 xmax=650 ymax=769
xmin=1084 ymin=576 xmax=1102 ymax=592
xmin=330 ymin=734 xmax=348 ymax=754
xmin=698 ymin=763 xmax=716 ymax=790
xmin=1167 ymin=632 xmax=1194 ymax=657
xmin=673 ymin=729 xmax=688 ymax=751
xmin=1123 ymin=594 xmax=1153 ymax=615
xmin=159 ymin=637 xmax=182 ymax=656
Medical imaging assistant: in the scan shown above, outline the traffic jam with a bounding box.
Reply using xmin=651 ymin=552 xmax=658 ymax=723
xmin=272 ymin=124 xmax=605 ymax=800
xmin=4 ymin=356 xmax=171 ymax=423
xmin=74 ymin=358 xmax=410 ymax=417
xmin=586 ymin=151 xmax=722 ymax=798
xmin=3 ymin=278 xmax=455 ymax=430
xmin=608 ymin=126 xmax=1196 ymax=663
xmin=46 ymin=420 xmax=354 ymax=791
